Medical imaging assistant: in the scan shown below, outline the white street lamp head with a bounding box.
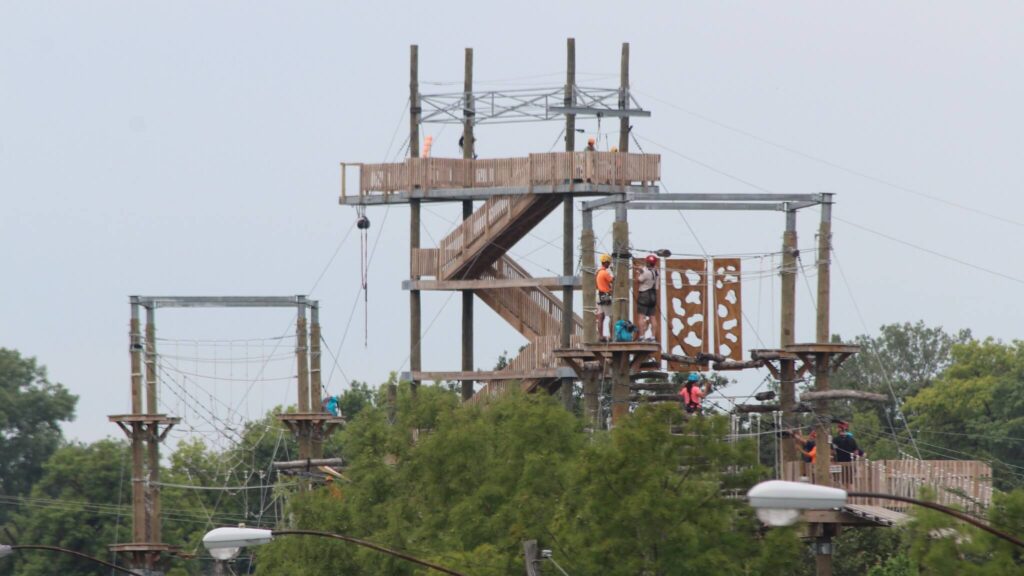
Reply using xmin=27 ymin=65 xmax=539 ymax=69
xmin=747 ymin=481 xmax=848 ymax=526
xmin=203 ymin=527 xmax=274 ymax=550
xmin=0 ymin=544 xmax=11 ymax=558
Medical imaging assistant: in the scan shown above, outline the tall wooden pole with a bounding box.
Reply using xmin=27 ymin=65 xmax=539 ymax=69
xmin=128 ymin=301 xmax=146 ymax=543
xmin=144 ymin=306 xmax=161 ymax=543
xmin=813 ymin=194 xmax=835 ymax=576
xmin=779 ymin=208 xmax=798 ymax=464
xmin=816 ymin=194 xmax=833 ymax=343
xmin=618 ymin=43 xmax=630 ymax=152
xmin=409 ymin=44 xmax=422 ymax=391
xmin=296 ymin=298 xmax=311 ymax=459
xmin=560 ymin=37 xmax=576 ymax=410
xmin=611 ymin=202 xmax=630 ymax=326
xmin=461 ymin=47 xmax=475 ymax=401
xmin=310 ymin=302 xmax=324 ymax=458
xmin=581 ymin=210 xmax=599 ymax=426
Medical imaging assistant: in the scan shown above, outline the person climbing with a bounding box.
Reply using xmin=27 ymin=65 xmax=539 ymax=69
xmin=832 ymin=421 xmax=861 ymax=463
xmin=322 ymin=395 xmax=341 ymax=417
xmin=678 ymin=372 xmax=710 ymax=414
xmin=793 ymin=429 xmax=817 ymax=464
xmin=636 ymin=255 xmax=659 ymax=342
xmin=596 ymin=253 xmax=614 ymax=341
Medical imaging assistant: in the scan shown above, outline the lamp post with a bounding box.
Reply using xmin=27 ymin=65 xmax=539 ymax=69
xmin=0 ymin=544 xmax=143 ymax=575
xmin=746 ymin=480 xmax=1024 ymax=549
xmin=203 ymin=527 xmax=468 ymax=576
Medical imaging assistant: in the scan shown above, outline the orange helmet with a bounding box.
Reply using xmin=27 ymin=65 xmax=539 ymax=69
xmin=588 ymin=137 xmax=596 ymax=146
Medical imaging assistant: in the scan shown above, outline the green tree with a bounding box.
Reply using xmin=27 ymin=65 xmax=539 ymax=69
xmin=0 ymin=348 xmax=77 ymax=525
xmin=7 ymin=440 xmax=129 ymax=576
xmin=905 ymin=339 xmax=1024 ymax=487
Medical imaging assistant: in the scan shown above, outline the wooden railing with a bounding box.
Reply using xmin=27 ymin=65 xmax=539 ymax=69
xmin=346 ymin=152 xmax=661 ymax=198
xmin=782 ymin=460 xmax=993 ymax=516
xmin=475 ymin=256 xmax=583 ymax=340
xmin=438 ymin=195 xmax=528 ymax=279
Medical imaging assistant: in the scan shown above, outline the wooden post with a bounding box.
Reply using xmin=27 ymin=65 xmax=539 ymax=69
xmin=611 ymin=351 xmax=630 ymax=425
xmin=144 ymin=306 xmax=161 ymax=544
xmin=780 ymin=208 xmax=798 ymax=464
xmin=461 ymin=48 xmax=475 ymax=402
xmin=522 ymin=540 xmax=542 ymax=576
xmin=561 ymin=37 xmax=576 ymax=410
xmin=813 ymin=194 xmax=835 ymax=576
xmin=310 ymin=302 xmax=324 ymax=458
xmin=296 ymin=298 xmax=311 ymax=459
xmin=611 ymin=202 xmax=630 ymax=327
xmin=581 ymin=210 xmax=596 ymax=345
xmin=130 ymin=300 xmax=143 ymax=415
xmin=128 ymin=301 xmax=146 ymax=543
xmin=410 ymin=45 xmax=420 ymax=162
xmin=816 ymin=194 xmax=833 ymax=343
xmin=618 ymin=43 xmax=630 ymax=152
xmin=409 ymin=45 xmax=422 ymax=392
xmin=583 ymin=375 xmax=599 ymax=428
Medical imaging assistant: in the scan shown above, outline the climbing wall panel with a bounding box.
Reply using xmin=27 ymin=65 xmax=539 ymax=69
xmin=712 ymin=258 xmax=743 ymax=362
xmin=664 ymin=259 xmax=708 ymax=371
xmin=631 ymin=258 xmax=661 ymax=363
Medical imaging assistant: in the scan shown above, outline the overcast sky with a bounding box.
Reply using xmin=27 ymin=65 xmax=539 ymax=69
xmin=3 ymin=2 xmax=1023 ymax=444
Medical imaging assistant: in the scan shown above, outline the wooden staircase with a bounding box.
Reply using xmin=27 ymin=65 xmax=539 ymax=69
xmin=414 ymin=195 xmax=582 ymax=396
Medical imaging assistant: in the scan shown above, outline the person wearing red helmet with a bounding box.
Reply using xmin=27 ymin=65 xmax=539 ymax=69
xmin=636 ymin=254 xmax=660 ymax=342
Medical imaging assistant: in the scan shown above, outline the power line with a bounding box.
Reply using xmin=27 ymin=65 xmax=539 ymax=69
xmin=634 ymin=88 xmax=1024 ymax=230
xmin=835 ymin=215 xmax=1024 ymax=286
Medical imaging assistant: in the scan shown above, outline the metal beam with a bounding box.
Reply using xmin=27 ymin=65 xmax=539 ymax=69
xmin=402 ymin=276 xmax=579 ymax=291
xmin=581 ymin=192 xmax=822 ymax=211
xmin=622 ymin=202 xmax=789 ymax=211
xmin=132 ymin=296 xmax=312 ymax=309
xmin=547 ymin=106 xmax=650 ymax=118
xmin=340 ymin=184 xmax=659 ymax=206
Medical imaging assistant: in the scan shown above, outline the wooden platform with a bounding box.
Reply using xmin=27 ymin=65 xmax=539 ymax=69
xmin=842 ymin=504 xmax=908 ymax=527
xmin=784 ymin=343 xmax=861 ymax=355
xmin=341 ymin=152 xmax=661 ymax=205
xmin=108 ymin=414 xmax=181 ymax=424
xmin=585 ymin=342 xmax=661 ymax=354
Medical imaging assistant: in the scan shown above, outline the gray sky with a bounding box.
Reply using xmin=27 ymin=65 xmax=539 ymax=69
xmin=3 ymin=2 xmax=1023 ymax=444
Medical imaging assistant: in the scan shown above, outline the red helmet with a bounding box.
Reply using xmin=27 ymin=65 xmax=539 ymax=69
xmin=645 ymin=254 xmax=657 ymax=266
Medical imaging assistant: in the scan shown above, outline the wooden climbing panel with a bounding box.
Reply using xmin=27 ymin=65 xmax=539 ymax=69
xmin=664 ymin=259 xmax=709 ymax=371
xmin=712 ymin=258 xmax=743 ymax=363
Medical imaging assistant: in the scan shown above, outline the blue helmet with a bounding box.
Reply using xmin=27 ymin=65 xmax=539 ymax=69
xmin=687 ymin=372 xmax=701 ymax=383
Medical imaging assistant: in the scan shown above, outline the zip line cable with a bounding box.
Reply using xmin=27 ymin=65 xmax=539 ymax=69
xmin=634 ymin=88 xmax=1024 ymax=230
xmin=835 ymin=215 xmax=1024 ymax=286
xmin=832 ymin=245 xmax=922 ymax=459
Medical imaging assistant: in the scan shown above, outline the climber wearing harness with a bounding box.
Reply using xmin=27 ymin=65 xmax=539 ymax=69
xmin=678 ymin=372 xmax=710 ymax=414
xmin=636 ymin=255 xmax=659 ymax=342
xmin=793 ymin=429 xmax=817 ymax=464
xmin=832 ymin=421 xmax=862 ymax=462
xmin=596 ymin=253 xmax=614 ymax=341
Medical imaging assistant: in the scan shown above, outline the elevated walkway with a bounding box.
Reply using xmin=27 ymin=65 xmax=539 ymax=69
xmin=340 ymin=151 xmax=660 ymax=205
xmin=783 ymin=459 xmax=993 ymax=520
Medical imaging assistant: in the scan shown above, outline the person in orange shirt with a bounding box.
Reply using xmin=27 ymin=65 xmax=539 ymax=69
xmin=596 ymin=253 xmax=614 ymax=341
xmin=793 ymin=429 xmax=817 ymax=463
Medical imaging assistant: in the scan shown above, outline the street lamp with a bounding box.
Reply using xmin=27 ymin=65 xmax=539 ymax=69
xmin=746 ymin=480 xmax=1024 ymax=549
xmin=0 ymin=543 xmax=143 ymax=575
xmin=203 ymin=527 xmax=468 ymax=576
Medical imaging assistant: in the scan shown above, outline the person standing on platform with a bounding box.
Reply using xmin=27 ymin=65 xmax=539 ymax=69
xmin=679 ymin=372 xmax=710 ymax=414
xmin=793 ymin=429 xmax=817 ymax=464
xmin=636 ymin=255 xmax=659 ymax=342
xmin=832 ymin=421 xmax=861 ymax=462
xmin=596 ymin=253 xmax=614 ymax=342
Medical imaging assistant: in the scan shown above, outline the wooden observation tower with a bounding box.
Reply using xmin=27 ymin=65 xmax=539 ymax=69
xmin=341 ymin=41 xmax=993 ymax=576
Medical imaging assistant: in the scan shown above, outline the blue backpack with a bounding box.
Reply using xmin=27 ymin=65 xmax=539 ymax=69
xmin=322 ymin=396 xmax=340 ymax=417
xmin=614 ymin=320 xmax=636 ymax=342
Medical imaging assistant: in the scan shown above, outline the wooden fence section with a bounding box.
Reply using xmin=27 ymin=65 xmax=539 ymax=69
xmin=349 ymin=152 xmax=661 ymax=197
xmin=782 ymin=460 xmax=993 ymax=516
